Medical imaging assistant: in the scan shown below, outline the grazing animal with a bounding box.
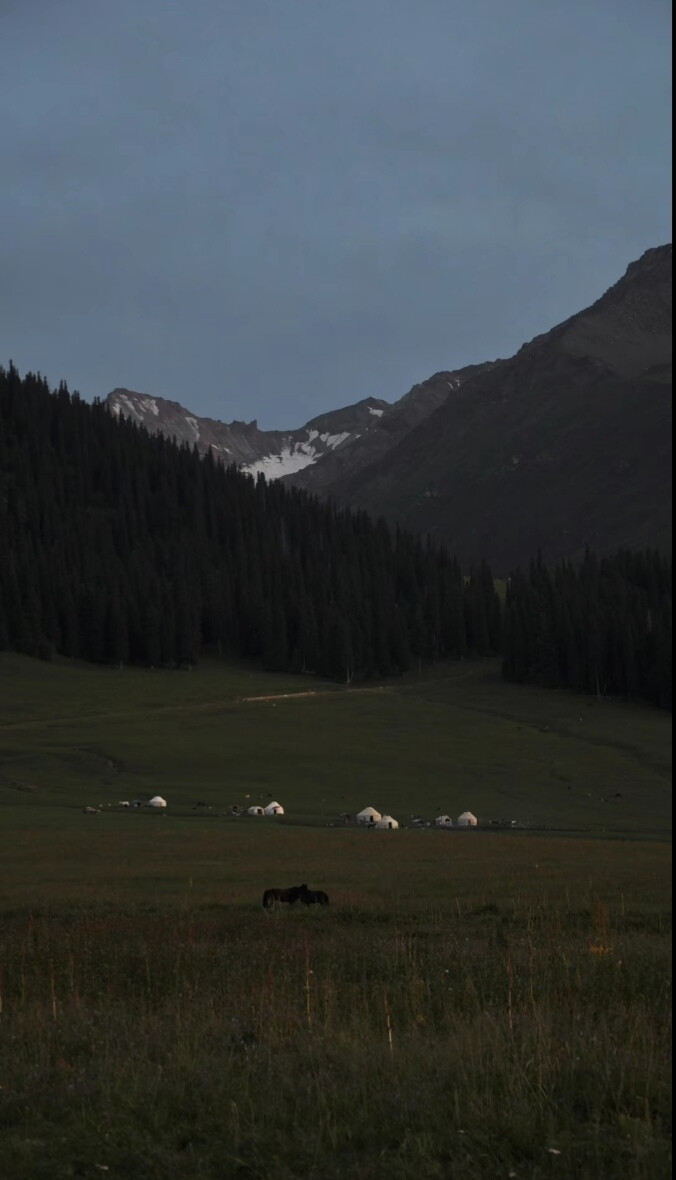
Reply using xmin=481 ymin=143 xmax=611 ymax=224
xmin=299 ymin=885 xmax=329 ymax=906
xmin=262 ymin=885 xmax=305 ymax=909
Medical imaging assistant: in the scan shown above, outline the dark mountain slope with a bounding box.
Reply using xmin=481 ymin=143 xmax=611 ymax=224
xmin=283 ymin=362 xmax=499 ymax=494
xmin=307 ymin=245 xmax=672 ymax=572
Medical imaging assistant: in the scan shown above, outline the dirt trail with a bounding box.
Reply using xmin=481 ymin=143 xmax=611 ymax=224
xmin=0 ymin=683 xmax=394 ymax=732
xmin=239 ymin=686 xmax=392 ymax=703
xmin=0 ymin=666 xmax=486 ymax=733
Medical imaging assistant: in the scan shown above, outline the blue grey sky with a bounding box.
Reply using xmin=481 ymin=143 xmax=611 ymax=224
xmin=1 ymin=0 xmax=671 ymax=428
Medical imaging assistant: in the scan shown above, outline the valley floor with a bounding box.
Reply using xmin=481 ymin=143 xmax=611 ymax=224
xmin=0 ymin=655 xmax=671 ymax=1178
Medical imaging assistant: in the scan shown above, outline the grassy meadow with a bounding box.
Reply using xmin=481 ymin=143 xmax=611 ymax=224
xmin=0 ymin=654 xmax=672 ymax=1178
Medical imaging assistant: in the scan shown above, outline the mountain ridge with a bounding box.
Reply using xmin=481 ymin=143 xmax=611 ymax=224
xmin=284 ymin=243 xmax=672 ymax=569
xmin=106 ymin=244 xmax=672 ymax=572
xmin=107 ymin=360 xmax=495 ymax=486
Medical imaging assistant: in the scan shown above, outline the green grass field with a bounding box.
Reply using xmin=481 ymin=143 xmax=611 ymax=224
xmin=0 ymin=653 xmax=671 ymax=835
xmin=0 ymin=655 xmax=671 ymax=1178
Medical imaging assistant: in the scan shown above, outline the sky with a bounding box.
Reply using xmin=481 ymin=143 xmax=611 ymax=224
xmin=1 ymin=0 xmax=671 ymax=429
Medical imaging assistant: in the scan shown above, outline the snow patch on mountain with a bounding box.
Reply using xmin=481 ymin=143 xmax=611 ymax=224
xmin=242 ymin=428 xmax=355 ymax=481
xmin=106 ymin=383 xmax=449 ymax=492
xmin=319 ymin=431 xmax=350 ymax=449
xmin=110 ymin=392 xmax=159 ymax=421
xmin=242 ymin=445 xmax=321 ymax=480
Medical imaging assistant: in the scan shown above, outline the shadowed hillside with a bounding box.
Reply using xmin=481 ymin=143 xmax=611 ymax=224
xmin=310 ymin=245 xmax=672 ymax=571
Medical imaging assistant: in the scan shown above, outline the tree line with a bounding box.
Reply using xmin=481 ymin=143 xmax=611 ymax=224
xmin=501 ymin=549 xmax=671 ymax=709
xmin=0 ymin=364 xmax=670 ymax=708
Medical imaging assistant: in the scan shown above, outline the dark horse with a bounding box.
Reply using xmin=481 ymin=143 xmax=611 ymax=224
xmin=262 ymin=884 xmax=305 ymax=909
xmin=299 ymin=885 xmax=329 ymax=906
xmin=262 ymin=883 xmax=329 ymax=908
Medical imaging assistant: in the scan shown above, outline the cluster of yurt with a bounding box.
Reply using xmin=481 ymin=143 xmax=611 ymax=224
xmin=356 ymin=807 xmax=399 ymax=830
xmin=433 ymin=812 xmax=479 ymax=827
xmin=105 ymin=796 xmax=167 ymax=811
xmin=244 ymin=801 xmax=285 ymax=817
xmin=434 ymin=812 xmax=478 ymax=827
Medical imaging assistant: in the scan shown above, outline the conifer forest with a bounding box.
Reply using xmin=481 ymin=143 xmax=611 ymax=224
xmin=0 ymin=364 xmax=671 ymax=709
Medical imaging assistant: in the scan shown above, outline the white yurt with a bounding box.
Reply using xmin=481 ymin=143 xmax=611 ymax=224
xmin=247 ymin=805 xmax=264 ymax=816
xmin=457 ymin=811 xmax=478 ymax=827
xmin=147 ymin=796 xmax=167 ymax=808
xmin=435 ymin=815 xmax=453 ymax=827
xmin=375 ymin=814 xmax=399 ymax=829
xmin=356 ymin=806 xmax=381 ymax=825
xmin=264 ymin=801 xmax=285 ymax=816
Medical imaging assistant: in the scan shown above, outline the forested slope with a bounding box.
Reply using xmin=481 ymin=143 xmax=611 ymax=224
xmin=1 ymin=364 xmax=670 ymax=708
xmin=0 ymin=365 xmax=500 ymax=681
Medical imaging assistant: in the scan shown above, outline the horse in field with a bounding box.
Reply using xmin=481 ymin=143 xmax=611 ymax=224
xmin=262 ymin=884 xmax=305 ymax=909
xmin=261 ymin=884 xmax=329 ymax=908
xmin=299 ymin=885 xmax=329 ymax=906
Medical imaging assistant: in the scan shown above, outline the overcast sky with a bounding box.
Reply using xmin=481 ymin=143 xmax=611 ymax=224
xmin=1 ymin=0 xmax=671 ymax=428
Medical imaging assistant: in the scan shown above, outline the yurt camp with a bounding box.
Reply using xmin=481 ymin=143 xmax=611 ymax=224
xmin=356 ymin=807 xmax=381 ymax=825
xmin=435 ymin=815 xmax=453 ymax=827
xmin=147 ymin=796 xmax=167 ymax=808
xmin=264 ymin=801 xmax=285 ymax=816
xmin=247 ymin=805 xmax=264 ymax=817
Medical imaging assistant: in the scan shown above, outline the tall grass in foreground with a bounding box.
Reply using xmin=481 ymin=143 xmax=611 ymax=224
xmin=0 ymin=898 xmax=671 ymax=1179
